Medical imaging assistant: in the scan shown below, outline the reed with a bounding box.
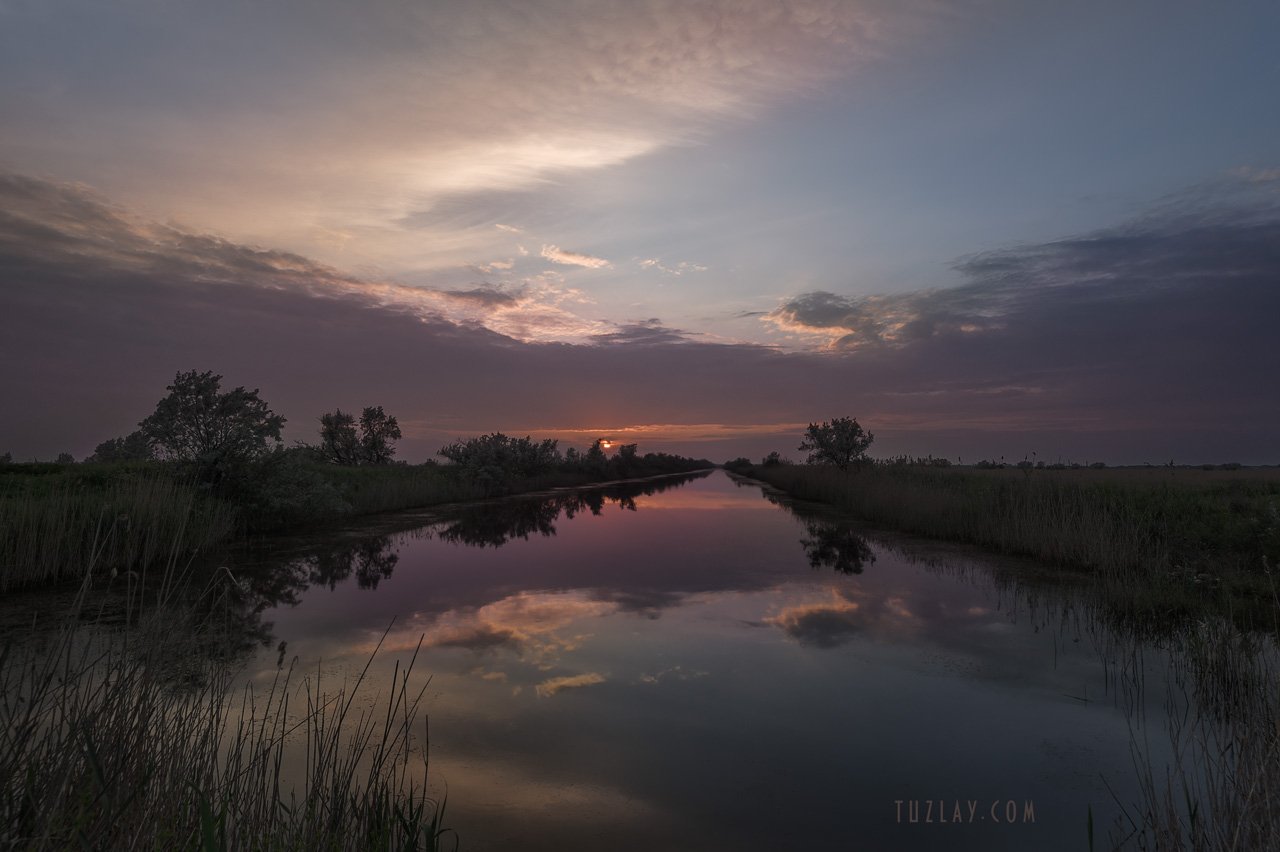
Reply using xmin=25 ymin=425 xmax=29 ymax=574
xmin=1115 ymin=617 xmax=1280 ymax=851
xmin=0 ymin=458 xmax=706 ymax=592
xmin=746 ymin=464 xmax=1280 ymax=582
xmin=0 ymin=558 xmax=450 ymax=850
xmin=0 ymin=466 xmax=238 ymax=593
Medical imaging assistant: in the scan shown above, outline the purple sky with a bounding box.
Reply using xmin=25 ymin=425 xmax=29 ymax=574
xmin=1 ymin=1 xmax=1278 ymax=464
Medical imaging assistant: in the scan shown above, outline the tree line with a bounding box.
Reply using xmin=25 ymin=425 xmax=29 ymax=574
xmin=81 ymin=370 xmax=404 ymax=479
xmin=66 ymin=369 xmax=712 ymax=489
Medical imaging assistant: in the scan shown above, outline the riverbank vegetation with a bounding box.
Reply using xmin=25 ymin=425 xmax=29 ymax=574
xmin=729 ymin=418 xmax=1280 ymax=632
xmin=0 ymin=448 xmax=712 ymax=593
xmin=740 ymin=461 xmax=1278 ymax=572
xmin=736 ymin=420 xmax=1280 ymax=850
xmin=0 ymin=550 xmax=450 ymax=850
xmin=0 ymin=370 xmax=713 ymax=593
xmin=737 ymin=459 xmax=1280 ymax=625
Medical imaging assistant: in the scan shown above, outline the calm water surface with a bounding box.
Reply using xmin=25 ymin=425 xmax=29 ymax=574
xmin=232 ymin=470 xmax=1171 ymax=851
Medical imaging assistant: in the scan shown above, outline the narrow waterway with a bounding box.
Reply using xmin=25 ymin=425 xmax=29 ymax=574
xmin=224 ymin=469 xmax=1181 ymax=851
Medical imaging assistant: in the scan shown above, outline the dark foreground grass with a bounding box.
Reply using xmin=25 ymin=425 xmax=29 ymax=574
xmin=0 ymin=464 xmax=237 ymax=594
xmin=1110 ymin=617 xmax=1280 ymax=851
xmin=0 ymin=560 xmax=450 ymax=851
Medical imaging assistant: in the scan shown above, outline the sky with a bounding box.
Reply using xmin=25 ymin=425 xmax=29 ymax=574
xmin=1 ymin=0 xmax=1277 ymax=464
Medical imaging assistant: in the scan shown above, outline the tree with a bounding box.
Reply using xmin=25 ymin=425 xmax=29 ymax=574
xmin=318 ymin=406 xmax=402 ymax=465
xmin=139 ymin=370 xmax=285 ymax=478
xmin=584 ymin=439 xmax=608 ymax=470
xmin=55 ymin=453 xmax=75 ymax=465
xmin=798 ymin=417 xmax=874 ymax=470
xmin=318 ymin=409 xmax=361 ymax=465
xmin=359 ymin=406 xmax=401 ymax=465
xmin=617 ymin=444 xmax=638 ymax=464
xmin=89 ymin=430 xmax=155 ymax=463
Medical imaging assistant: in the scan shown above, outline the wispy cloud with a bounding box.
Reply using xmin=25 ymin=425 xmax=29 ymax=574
xmin=364 ymin=590 xmax=615 ymax=665
xmin=535 ymin=672 xmax=606 ymax=697
xmin=0 ymin=0 xmax=920 ymax=276
xmin=0 ymin=174 xmax=617 ymax=344
xmin=765 ymin=585 xmax=921 ymax=648
xmin=639 ymin=258 xmax=708 ymax=276
xmin=439 ymin=285 xmax=523 ymax=309
xmin=765 ymin=590 xmax=864 ymax=648
xmin=4 ymin=171 xmax=1278 ymax=464
xmin=766 ymin=179 xmax=1280 ymax=355
xmin=588 ymin=318 xmax=690 ymax=346
xmin=1230 ymin=166 xmax=1280 ymax=184
xmin=541 ymin=244 xmax=612 ymax=269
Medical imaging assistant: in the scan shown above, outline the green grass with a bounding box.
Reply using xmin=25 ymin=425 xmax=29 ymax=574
xmin=0 ymin=559 xmax=451 ymax=851
xmin=743 ymin=464 xmax=1280 ymax=620
xmin=0 ymin=463 xmax=238 ymax=593
xmin=0 ymin=457 xmax=714 ymax=592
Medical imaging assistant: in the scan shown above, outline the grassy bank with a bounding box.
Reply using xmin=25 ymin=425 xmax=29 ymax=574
xmin=0 ymin=463 xmax=238 ymax=593
xmin=0 ymin=565 xmax=449 ymax=850
xmin=740 ymin=462 xmax=1280 ymax=627
xmin=1 ymin=456 xmax=714 ymax=592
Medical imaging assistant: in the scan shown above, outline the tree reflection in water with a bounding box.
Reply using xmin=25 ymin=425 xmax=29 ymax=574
xmin=799 ymin=520 xmax=876 ymax=575
xmin=303 ymin=537 xmax=401 ymax=590
xmin=433 ymin=474 xmax=696 ymax=548
xmin=742 ymin=474 xmax=877 ymax=576
xmin=240 ymin=473 xmax=709 ymax=614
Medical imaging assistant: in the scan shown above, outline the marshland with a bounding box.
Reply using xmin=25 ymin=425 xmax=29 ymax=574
xmin=7 ymin=4 xmax=1280 ymax=849
xmin=2 ymin=424 xmax=1278 ymax=849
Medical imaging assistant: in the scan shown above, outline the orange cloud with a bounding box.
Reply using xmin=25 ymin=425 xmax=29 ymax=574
xmin=535 ymin=672 xmax=607 ymax=697
xmin=361 ymin=591 xmax=616 ymax=668
xmin=540 ymin=244 xmax=612 ymax=269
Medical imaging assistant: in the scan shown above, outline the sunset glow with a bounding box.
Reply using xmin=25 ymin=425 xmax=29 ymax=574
xmin=1 ymin=1 xmax=1277 ymax=463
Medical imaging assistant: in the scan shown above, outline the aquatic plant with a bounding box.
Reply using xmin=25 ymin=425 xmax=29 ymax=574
xmin=0 ymin=556 xmax=451 ymax=850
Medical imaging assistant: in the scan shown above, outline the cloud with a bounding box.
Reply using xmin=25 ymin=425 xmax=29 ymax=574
xmin=588 ymin=319 xmax=691 ymax=346
xmin=387 ymin=591 xmax=617 ymax=663
xmin=3 ymin=171 xmax=1279 ymax=465
xmin=540 ymin=244 xmax=612 ymax=269
xmin=0 ymin=173 xmax=618 ymax=344
xmin=0 ymin=0 xmax=923 ymax=276
xmin=438 ymin=285 xmax=522 ymax=309
xmin=637 ymin=666 xmax=708 ymax=685
xmin=535 ymin=672 xmax=606 ymax=697
xmin=765 ymin=584 xmax=924 ymax=648
xmin=429 ymin=622 xmax=523 ymax=652
xmin=765 ymin=591 xmax=864 ymax=648
xmin=767 ymin=182 xmax=1280 ymax=356
xmin=1231 ymin=166 xmax=1280 ymax=184
xmin=639 ymin=258 xmax=708 ymax=276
